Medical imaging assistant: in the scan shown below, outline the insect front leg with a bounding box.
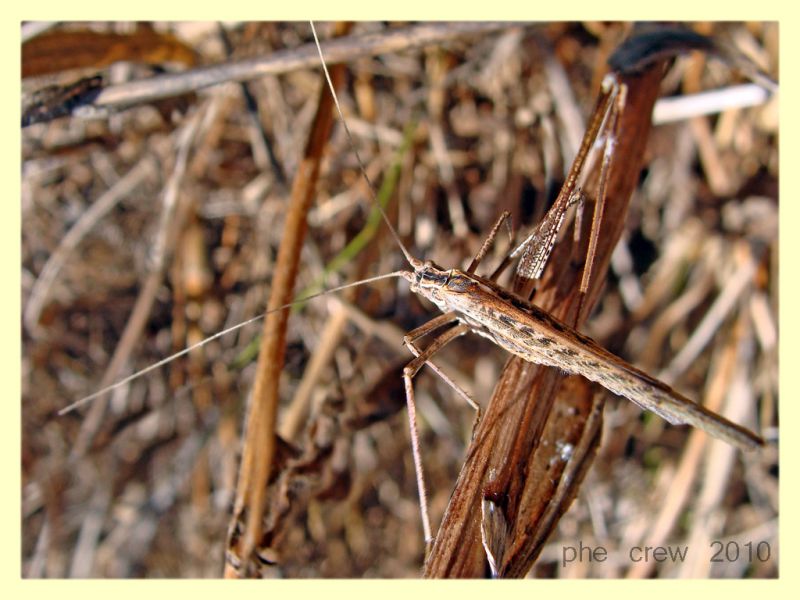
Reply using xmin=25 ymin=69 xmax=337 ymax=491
xmin=399 ymin=316 xmax=474 ymax=544
xmin=466 ymin=210 xmax=513 ymax=275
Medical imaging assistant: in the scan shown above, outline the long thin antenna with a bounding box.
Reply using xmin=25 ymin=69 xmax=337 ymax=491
xmin=309 ymin=22 xmax=419 ymax=268
xmin=60 ymin=23 xmax=420 ymax=419
xmin=60 ymin=270 xmax=406 ymax=415
xmin=312 ymin=21 xmax=437 ymax=544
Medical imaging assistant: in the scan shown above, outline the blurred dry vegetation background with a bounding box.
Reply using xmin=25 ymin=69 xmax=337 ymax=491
xmin=21 ymin=22 xmax=777 ymax=577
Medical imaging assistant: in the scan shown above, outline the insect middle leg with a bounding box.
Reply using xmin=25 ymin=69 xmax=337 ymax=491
xmin=403 ymin=314 xmax=478 ymax=412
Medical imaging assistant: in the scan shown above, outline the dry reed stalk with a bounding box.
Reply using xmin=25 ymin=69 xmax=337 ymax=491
xmin=225 ymin=22 xmax=352 ymax=577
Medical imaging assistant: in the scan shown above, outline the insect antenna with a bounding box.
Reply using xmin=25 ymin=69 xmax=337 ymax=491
xmin=310 ymin=22 xmax=421 ymax=271
xmin=58 ymin=270 xmax=406 ymax=416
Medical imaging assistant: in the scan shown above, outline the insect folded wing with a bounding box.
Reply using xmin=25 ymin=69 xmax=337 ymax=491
xmin=410 ymin=266 xmax=764 ymax=452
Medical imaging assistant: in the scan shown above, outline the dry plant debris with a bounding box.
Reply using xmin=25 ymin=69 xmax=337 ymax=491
xmin=22 ymin=21 xmax=777 ymax=578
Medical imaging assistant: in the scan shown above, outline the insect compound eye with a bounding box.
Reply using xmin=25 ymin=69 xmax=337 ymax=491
xmin=420 ymin=271 xmax=445 ymax=287
xmin=416 ymin=263 xmax=450 ymax=289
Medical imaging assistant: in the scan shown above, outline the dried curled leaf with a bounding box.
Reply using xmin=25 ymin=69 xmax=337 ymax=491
xmin=22 ymin=28 xmax=197 ymax=78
